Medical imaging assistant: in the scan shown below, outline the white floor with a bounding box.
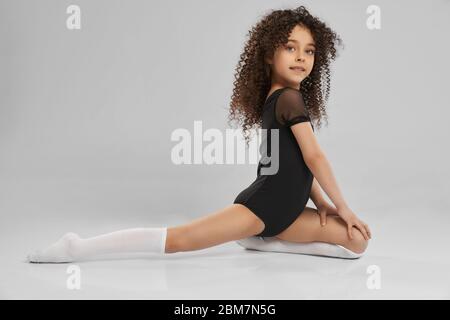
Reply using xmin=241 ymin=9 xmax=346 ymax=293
xmin=1 ymin=209 xmax=450 ymax=299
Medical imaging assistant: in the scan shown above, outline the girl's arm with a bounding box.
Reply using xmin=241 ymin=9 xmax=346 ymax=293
xmin=292 ymin=123 xmax=348 ymax=209
xmin=292 ymin=122 xmax=371 ymax=240
xmin=309 ymin=177 xmax=326 ymax=207
xmin=306 ymin=154 xmax=349 ymax=210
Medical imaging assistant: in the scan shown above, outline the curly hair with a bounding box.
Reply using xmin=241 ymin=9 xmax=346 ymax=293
xmin=227 ymin=5 xmax=344 ymax=146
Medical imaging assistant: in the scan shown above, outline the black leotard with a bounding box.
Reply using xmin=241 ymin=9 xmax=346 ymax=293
xmin=233 ymin=87 xmax=315 ymax=237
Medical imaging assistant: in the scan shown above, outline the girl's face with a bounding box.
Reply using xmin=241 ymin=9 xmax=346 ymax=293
xmin=266 ymin=24 xmax=316 ymax=88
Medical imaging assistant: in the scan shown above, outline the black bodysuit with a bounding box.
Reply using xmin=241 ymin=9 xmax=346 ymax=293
xmin=233 ymin=87 xmax=315 ymax=237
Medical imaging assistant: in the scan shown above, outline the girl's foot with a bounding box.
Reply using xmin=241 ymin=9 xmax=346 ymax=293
xmin=27 ymin=232 xmax=81 ymax=263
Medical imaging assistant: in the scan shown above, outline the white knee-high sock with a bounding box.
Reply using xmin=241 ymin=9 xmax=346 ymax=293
xmin=27 ymin=227 xmax=168 ymax=263
xmin=236 ymin=236 xmax=364 ymax=259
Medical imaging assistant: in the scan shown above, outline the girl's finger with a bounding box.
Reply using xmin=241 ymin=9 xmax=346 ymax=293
xmin=357 ymin=223 xmax=370 ymax=241
xmin=317 ymin=210 xmax=324 ymax=226
xmin=364 ymin=224 xmax=372 ymax=238
xmin=360 ymin=221 xmax=371 ymax=239
xmin=320 ymin=212 xmax=327 ymax=226
xmin=347 ymin=224 xmax=353 ymax=240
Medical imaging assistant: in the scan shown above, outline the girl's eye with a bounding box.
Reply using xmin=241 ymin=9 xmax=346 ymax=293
xmin=285 ymin=45 xmax=314 ymax=55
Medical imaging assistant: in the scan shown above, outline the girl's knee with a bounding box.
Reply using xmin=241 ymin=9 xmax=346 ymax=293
xmin=346 ymin=228 xmax=369 ymax=254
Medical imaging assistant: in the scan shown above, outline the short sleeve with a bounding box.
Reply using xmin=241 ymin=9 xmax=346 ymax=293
xmin=275 ymin=88 xmax=311 ymax=128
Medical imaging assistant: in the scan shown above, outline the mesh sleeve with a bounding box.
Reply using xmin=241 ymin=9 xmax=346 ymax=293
xmin=275 ymin=88 xmax=311 ymax=128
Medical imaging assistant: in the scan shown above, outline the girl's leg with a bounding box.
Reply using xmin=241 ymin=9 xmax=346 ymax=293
xmin=274 ymin=207 xmax=369 ymax=254
xmin=236 ymin=207 xmax=369 ymax=259
xmin=166 ymin=204 xmax=265 ymax=253
xmin=27 ymin=204 xmax=265 ymax=263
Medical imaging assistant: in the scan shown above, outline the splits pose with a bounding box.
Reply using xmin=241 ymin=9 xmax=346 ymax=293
xmin=27 ymin=6 xmax=372 ymax=264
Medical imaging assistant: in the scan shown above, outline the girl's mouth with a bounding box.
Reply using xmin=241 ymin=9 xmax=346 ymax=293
xmin=289 ymin=66 xmax=306 ymax=73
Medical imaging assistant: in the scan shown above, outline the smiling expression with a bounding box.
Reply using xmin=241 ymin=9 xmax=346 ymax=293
xmin=266 ymin=24 xmax=316 ymax=89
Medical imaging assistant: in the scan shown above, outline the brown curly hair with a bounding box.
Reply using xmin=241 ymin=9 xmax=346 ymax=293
xmin=227 ymin=5 xmax=344 ymax=146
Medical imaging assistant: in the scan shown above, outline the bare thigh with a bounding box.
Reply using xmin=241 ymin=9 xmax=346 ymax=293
xmin=274 ymin=206 xmax=369 ymax=254
xmin=166 ymin=204 xmax=265 ymax=253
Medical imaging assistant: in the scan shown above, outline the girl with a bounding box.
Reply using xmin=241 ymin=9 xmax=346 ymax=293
xmin=27 ymin=6 xmax=371 ymax=263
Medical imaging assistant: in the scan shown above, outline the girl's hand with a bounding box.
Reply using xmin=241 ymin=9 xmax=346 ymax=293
xmin=316 ymin=202 xmax=339 ymax=227
xmin=336 ymin=206 xmax=372 ymax=241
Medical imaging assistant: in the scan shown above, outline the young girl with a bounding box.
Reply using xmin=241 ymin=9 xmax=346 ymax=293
xmin=27 ymin=6 xmax=371 ymax=263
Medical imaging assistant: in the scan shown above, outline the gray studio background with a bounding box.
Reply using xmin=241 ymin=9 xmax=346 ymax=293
xmin=1 ymin=0 xmax=450 ymax=299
